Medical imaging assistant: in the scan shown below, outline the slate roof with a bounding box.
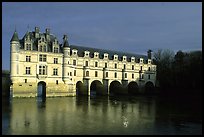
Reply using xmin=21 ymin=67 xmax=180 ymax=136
xmin=70 ymin=45 xmax=148 ymax=63
xmin=18 ymin=29 xmax=148 ymax=63
xmin=10 ymin=31 xmax=19 ymax=42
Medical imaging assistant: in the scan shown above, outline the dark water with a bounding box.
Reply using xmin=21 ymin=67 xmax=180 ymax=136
xmin=2 ymin=94 xmax=202 ymax=135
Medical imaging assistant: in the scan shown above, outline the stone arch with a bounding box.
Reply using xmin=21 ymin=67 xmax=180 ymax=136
xmin=37 ymin=81 xmax=46 ymax=98
xmin=90 ymin=80 xmax=104 ymax=96
xmin=76 ymin=81 xmax=87 ymax=95
xmin=128 ymin=81 xmax=139 ymax=95
xmin=109 ymin=80 xmax=122 ymax=96
xmin=145 ymin=81 xmax=155 ymax=94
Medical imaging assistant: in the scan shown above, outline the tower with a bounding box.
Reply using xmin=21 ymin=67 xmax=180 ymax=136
xmin=62 ymin=34 xmax=70 ymax=83
xmin=10 ymin=30 xmax=20 ymax=83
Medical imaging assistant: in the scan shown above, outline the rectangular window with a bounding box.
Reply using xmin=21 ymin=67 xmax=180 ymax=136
xmin=73 ymin=60 xmax=76 ymax=65
xmin=148 ymin=67 xmax=150 ymax=71
xmin=43 ymin=45 xmax=46 ymax=52
xmin=140 ymin=66 xmax=142 ymax=71
xmin=26 ymin=56 xmax=31 ymax=62
xmin=95 ymin=62 xmax=98 ymax=67
xmin=53 ymin=68 xmax=58 ymax=75
xmin=25 ymin=67 xmax=30 ymax=74
xmin=106 ymin=72 xmax=108 ymax=77
xmin=105 ymin=63 xmax=107 ymax=68
xmin=85 ymin=61 xmax=88 ymax=67
xmin=54 ymin=58 xmax=58 ymax=64
xmin=39 ymin=54 xmax=47 ymax=62
xmin=39 ymin=45 xmax=43 ymax=52
xmin=132 ymin=74 xmax=134 ymax=79
xmin=39 ymin=65 xmax=46 ymax=75
xmin=125 ymin=73 xmax=127 ymax=78
xmin=132 ymin=65 xmax=134 ymax=70
xmin=74 ymin=70 xmax=76 ymax=76
xmin=25 ymin=79 xmax=27 ymax=83
xmin=148 ymin=74 xmax=150 ymax=79
xmin=115 ymin=63 xmax=117 ymax=69
xmin=86 ymin=71 xmax=89 ymax=77
xmin=70 ymin=72 xmax=72 ymax=76
xmin=26 ymin=44 xmax=31 ymax=50
xmin=56 ymin=80 xmax=58 ymax=85
xmin=54 ymin=47 xmax=58 ymax=53
xmin=115 ymin=72 xmax=117 ymax=78
xmin=124 ymin=64 xmax=126 ymax=69
xmin=95 ymin=71 xmax=98 ymax=77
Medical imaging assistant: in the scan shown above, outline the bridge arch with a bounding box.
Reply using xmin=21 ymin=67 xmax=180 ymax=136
xmin=128 ymin=81 xmax=139 ymax=95
xmin=76 ymin=81 xmax=87 ymax=95
xmin=145 ymin=81 xmax=155 ymax=94
xmin=37 ymin=81 xmax=46 ymax=98
xmin=109 ymin=80 xmax=122 ymax=96
xmin=90 ymin=80 xmax=104 ymax=96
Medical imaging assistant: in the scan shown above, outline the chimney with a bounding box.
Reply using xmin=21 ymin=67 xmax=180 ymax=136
xmin=147 ymin=49 xmax=152 ymax=59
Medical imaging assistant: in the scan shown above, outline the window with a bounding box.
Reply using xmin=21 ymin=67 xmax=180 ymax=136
xmin=54 ymin=58 xmax=58 ymax=64
xmin=26 ymin=44 xmax=31 ymax=50
xmin=140 ymin=74 xmax=144 ymax=79
xmin=85 ymin=61 xmax=88 ymax=67
xmin=25 ymin=67 xmax=30 ymax=74
xmin=115 ymin=72 xmax=117 ymax=78
xmin=25 ymin=79 xmax=27 ymax=83
xmin=39 ymin=45 xmax=43 ymax=51
xmin=140 ymin=59 xmax=143 ymax=63
xmin=86 ymin=71 xmax=89 ymax=77
xmin=43 ymin=45 xmax=46 ymax=52
xmin=142 ymin=74 xmax=144 ymax=79
xmin=115 ymin=63 xmax=117 ymax=69
xmin=95 ymin=62 xmax=98 ymax=67
xmin=53 ymin=68 xmax=58 ymax=75
xmin=124 ymin=64 xmax=126 ymax=69
xmin=39 ymin=54 xmax=47 ymax=62
xmin=148 ymin=74 xmax=150 ymax=79
xmin=54 ymin=47 xmax=58 ymax=53
xmin=42 ymin=38 xmax=44 ymax=42
xmin=56 ymin=80 xmax=58 ymax=85
xmin=125 ymin=73 xmax=127 ymax=78
xmin=140 ymin=66 xmax=142 ymax=71
xmin=26 ymin=56 xmax=31 ymax=62
xmin=148 ymin=67 xmax=150 ymax=71
xmin=105 ymin=63 xmax=107 ymax=68
xmin=95 ymin=71 xmax=98 ymax=77
xmin=74 ymin=70 xmax=76 ymax=76
xmin=132 ymin=74 xmax=134 ymax=79
xmin=73 ymin=60 xmax=76 ymax=65
xmin=106 ymin=72 xmax=108 ymax=77
xmin=39 ymin=65 xmax=46 ymax=75
xmin=132 ymin=65 xmax=134 ymax=70
xmin=70 ymin=72 xmax=72 ymax=76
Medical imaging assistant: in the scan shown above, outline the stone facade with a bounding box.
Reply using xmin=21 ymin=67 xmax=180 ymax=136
xmin=10 ymin=27 xmax=156 ymax=97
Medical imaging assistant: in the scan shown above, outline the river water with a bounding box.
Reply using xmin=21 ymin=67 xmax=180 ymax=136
xmin=2 ymin=94 xmax=202 ymax=135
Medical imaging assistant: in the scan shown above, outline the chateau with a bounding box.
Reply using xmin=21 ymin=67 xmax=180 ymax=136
xmin=10 ymin=27 xmax=156 ymax=97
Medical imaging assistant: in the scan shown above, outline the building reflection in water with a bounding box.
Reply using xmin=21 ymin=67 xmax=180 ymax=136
xmin=4 ymin=96 xmax=158 ymax=135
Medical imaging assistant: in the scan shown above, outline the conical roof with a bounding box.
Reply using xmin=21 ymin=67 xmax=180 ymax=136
xmin=10 ymin=30 xmax=19 ymax=42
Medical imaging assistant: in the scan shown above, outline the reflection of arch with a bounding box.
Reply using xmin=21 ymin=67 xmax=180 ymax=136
xmin=145 ymin=81 xmax=154 ymax=94
xmin=90 ymin=80 xmax=104 ymax=95
xmin=128 ymin=81 xmax=139 ymax=95
xmin=76 ymin=81 xmax=87 ymax=95
xmin=37 ymin=81 xmax=46 ymax=98
xmin=109 ymin=81 xmax=122 ymax=95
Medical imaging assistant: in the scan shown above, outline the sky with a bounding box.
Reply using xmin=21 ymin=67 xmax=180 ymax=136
xmin=2 ymin=2 xmax=202 ymax=70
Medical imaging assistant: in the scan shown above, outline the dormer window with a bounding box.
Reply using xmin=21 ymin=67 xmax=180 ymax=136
xmin=104 ymin=53 xmax=109 ymax=59
xmin=131 ymin=57 xmax=135 ymax=62
xmin=94 ymin=52 xmax=99 ymax=58
xmin=114 ymin=55 xmax=118 ymax=60
xmin=140 ymin=58 xmax=143 ymax=63
xmin=54 ymin=47 xmax=58 ymax=53
xmin=84 ymin=51 xmax=90 ymax=57
xmin=72 ymin=49 xmax=78 ymax=56
xmin=123 ymin=56 xmax=127 ymax=61
xmin=148 ymin=59 xmax=151 ymax=64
